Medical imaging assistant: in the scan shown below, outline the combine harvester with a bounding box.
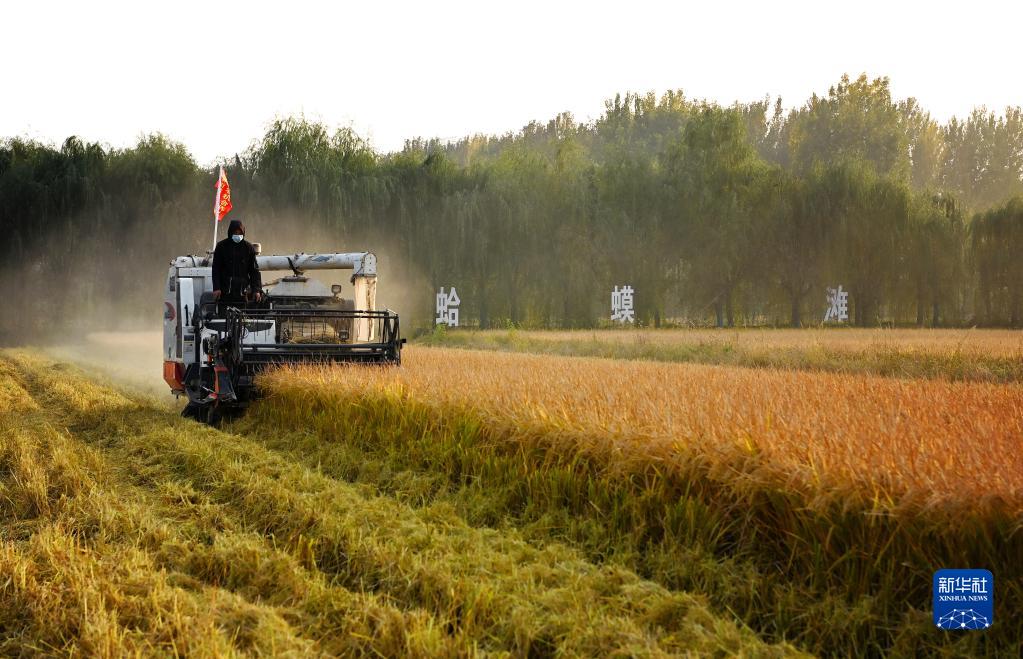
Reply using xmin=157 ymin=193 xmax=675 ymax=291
xmin=162 ymin=248 xmax=404 ymax=424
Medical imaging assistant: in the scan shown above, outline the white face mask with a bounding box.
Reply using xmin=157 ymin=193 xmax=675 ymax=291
xmin=231 ymin=234 xmax=243 ymax=243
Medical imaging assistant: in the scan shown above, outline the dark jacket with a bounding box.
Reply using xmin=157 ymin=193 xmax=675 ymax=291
xmin=212 ymin=220 xmax=261 ymax=299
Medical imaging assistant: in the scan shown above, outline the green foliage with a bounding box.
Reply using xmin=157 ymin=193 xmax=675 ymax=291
xmin=908 ymin=193 xmax=966 ymax=326
xmin=972 ymin=196 xmax=1023 ymax=325
xmin=2 ymin=74 xmax=1023 ymax=339
xmin=663 ymin=105 xmax=763 ymax=326
xmin=250 ymin=117 xmax=378 ymax=226
xmin=941 ymin=108 xmax=1023 ymax=210
xmin=788 ymin=74 xmax=910 ymax=179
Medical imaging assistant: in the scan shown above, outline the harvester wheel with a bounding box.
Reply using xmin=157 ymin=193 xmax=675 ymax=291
xmin=207 ymin=405 xmax=224 ymax=428
xmin=181 ymin=402 xmax=204 ymax=421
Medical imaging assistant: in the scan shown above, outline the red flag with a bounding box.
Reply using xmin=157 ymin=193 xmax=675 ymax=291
xmin=214 ymin=166 xmax=233 ymax=222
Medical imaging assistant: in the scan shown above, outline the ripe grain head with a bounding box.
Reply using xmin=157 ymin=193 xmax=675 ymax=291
xmin=272 ymin=347 xmax=1023 ymax=514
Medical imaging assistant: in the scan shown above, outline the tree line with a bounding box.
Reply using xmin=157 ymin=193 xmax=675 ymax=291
xmin=2 ymin=74 xmax=1022 ymax=341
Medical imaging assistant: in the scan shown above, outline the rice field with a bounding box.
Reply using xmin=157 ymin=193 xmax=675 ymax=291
xmin=0 ymin=351 xmax=794 ymax=656
xmin=246 ymin=346 xmax=1022 ymax=656
xmin=2 ymin=333 xmax=1020 ymax=656
xmin=263 ymin=347 xmax=1023 ymax=511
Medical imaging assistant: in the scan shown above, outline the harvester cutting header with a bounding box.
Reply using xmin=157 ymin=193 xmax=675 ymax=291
xmin=163 ymin=242 xmax=404 ymax=423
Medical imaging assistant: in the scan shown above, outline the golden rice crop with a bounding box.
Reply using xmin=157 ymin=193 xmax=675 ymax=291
xmin=272 ymin=347 xmax=1023 ymax=511
xmin=253 ymin=346 xmax=1023 ymax=655
xmin=0 ymin=350 xmax=796 ymax=657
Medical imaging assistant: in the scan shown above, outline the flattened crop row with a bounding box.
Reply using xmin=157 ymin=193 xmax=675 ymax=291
xmin=0 ymin=351 xmax=795 ymax=657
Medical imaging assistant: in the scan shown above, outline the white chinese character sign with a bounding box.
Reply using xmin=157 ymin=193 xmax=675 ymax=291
xmin=611 ymin=285 xmax=635 ymax=323
xmin=823 ymin=285 xmax=849 ymax=323
xmin=436 ymin=286 xmax=460 ymax=327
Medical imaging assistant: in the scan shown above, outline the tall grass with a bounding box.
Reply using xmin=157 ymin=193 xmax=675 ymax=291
xmin=245 ymin=347 xmax=1023 ymax=656
xmin=0 ymin=351 xmax=793 ymax=657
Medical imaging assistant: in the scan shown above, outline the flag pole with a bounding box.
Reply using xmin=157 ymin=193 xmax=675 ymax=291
xmin=211 ymin=165 xmax=222 ymax=256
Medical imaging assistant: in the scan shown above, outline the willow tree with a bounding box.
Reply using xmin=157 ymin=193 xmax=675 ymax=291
xmin=972 ymin=196 xmax=1023 ymax=325
xmin=906 ymin=193 xmax=965 ymax=326
xmin=755 ymin=167 xmax=833 ymax=327
xmin=663 ymin=104 xmax=764 ymax=326
xmin=250 ymin=117 xmax=378 ymax=228
xmin=820 ymin=161 xmax=910 ymax=325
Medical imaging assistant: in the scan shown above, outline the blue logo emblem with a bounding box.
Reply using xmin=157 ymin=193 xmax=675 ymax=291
xmin=933 ymin=569 xmax=993 ymax=630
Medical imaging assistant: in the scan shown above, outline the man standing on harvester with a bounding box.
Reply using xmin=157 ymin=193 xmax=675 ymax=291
xmin=211 ymin=219 xmax=262 ymax=305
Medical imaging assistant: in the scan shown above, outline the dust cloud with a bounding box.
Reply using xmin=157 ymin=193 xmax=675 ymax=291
xmin=45 ymin=330 xmax=171 ymax=400
xmin=5 ymin=209 xmax=430 ymax=406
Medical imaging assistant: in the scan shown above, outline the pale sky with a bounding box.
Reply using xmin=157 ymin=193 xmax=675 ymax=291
xmin=3 ymin=0 xmax=1021 ymax=165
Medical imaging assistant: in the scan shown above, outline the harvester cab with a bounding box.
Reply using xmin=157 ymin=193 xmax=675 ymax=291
xmin=163 ymin=249 xmax=404 ymax=423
